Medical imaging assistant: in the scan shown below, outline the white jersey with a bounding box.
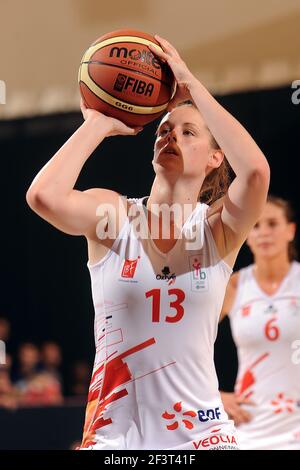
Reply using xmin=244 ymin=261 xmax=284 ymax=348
xmin=229 ymin=262 xmax=300 ymax=449
xmin=80 ymin=197 xmax=238 ymax=450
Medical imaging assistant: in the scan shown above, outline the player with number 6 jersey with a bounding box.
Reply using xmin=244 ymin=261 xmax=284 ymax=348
xmin=220 ymin=196 xmax=300 ymax=449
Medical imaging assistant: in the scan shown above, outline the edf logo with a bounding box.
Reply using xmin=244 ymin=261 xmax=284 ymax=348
xmin=197 ymin=407 xmax=221 ymax=422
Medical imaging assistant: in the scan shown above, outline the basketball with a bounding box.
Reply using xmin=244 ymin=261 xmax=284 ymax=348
xmin=78 ymin=29 xmax=176 ymax=127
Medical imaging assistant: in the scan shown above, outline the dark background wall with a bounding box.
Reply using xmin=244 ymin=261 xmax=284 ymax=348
xmin=0 ymin=85 xmax=299 ymax=392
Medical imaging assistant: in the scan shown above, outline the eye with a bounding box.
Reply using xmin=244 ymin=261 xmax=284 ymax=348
xmin=157 ymin=128 xmax=170 ymax=137
xmin=268 ymin=221 xmax=278 ymax=228
xmin=183 ymin=130 xmax=194 ymax=136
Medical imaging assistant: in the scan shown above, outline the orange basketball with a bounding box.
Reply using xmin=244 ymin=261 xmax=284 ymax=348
xmin=78 ymin=29 xmax=176 ymax=127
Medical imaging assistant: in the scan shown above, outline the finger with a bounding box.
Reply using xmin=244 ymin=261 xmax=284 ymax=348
xmin=238 ymin=397 xmax=256 ymax=406
xmin=226 ymin=408 xmax=243 ymax=426
xmin=236 ymin=394 xmax=256 ymax=406
xmin=240 ymin=409 xmax=252 ymax=422
xmin=229 ymin=404 xmax=252 ymax=423
xmin=232 ymin=411 xmax=250 ymax=426
xmin=148 ymin=43 xmax=168 ymax=62
xmin=231 ymin=404 xmax=252 ymax=423
xmin=154 ymin=35 xmax=180 ymax=58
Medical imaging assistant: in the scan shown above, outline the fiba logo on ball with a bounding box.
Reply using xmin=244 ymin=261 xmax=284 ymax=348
xmin=113 ymin=73 xmax=127 ymax=92
xmin=113 ymin=73 xmax=154 ymax=97
xmin=78 ymin=29 xmax=175 ymax=127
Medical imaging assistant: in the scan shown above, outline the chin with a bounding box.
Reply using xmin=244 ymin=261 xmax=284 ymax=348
xmin=256 ymin=248 xmax=278 ymax=259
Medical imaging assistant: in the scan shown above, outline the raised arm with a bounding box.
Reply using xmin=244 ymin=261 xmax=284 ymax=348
xmin=26 ymin=101 xmax=142 ymax=240
xmin=149 ymin=36 xmax=270 ymax=264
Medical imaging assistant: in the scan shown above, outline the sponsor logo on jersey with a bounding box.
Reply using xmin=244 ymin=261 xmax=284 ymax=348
xmin=193 ymin=429 xmax=238 ymax=450
xmin=162 ymin=402 xmax=222 ymax=431
xmin=241 ymin=305 xmax=251 ymax=317
xmin=189 ymin=255 xmax=208 ymax=292
xmin=197 ymin=407 xmax=221 ymax=422
xmin=270 ymin=392 xmax=295 ymax=414
xmin=162 ymin=401 xmax=197 ymax=430
xmin=121 ymin=257 xmax=140 ymax=279
xmin=264 ymin=303 xmax=277 ymax=315
xmin=156 ymin=266 xmax=176 ymax=285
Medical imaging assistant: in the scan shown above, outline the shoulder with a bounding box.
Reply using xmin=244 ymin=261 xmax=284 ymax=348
xmin=205 ymin=197 xmax=244 ymax=268
xmin=84 ymin=189 xmax=140 ymax=217
xmin=293 ymin=260 xmax=300 ymax=271
xmin=84 ymin=190 xmax=138 ymax=244
xmin=229 ymin=270 xmax=240 ymax=289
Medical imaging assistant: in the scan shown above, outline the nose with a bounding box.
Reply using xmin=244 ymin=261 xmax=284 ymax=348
xmin=167 ymin=129 xmax=177 ymax=143
xmin=257 ymin=223 xmax=271 ymax=237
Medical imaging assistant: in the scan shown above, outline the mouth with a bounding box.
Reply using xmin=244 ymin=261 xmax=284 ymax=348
xmin=159 ymin=144 xmax=181 ymax=157
xmin=258 ymin=242 xmax=273 ymax=248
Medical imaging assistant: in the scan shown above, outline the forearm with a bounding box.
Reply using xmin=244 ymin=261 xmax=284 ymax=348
xmin=27 ymin=117 xmax=110 ymax=202
xmin=188 ymin=78 xmax=269 ymax=176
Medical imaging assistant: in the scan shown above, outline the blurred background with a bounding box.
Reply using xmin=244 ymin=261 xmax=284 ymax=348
xmin=0 ymin=0 xmax=299 ymax=449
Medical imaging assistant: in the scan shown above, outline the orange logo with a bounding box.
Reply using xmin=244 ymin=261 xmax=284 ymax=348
xmin=121 ymin=258 xmax=139 ymax=278
xmin=271 ymin=392 xmax=294 ymax=414
xmin=162 ymin=401 xmax=197 ymax=431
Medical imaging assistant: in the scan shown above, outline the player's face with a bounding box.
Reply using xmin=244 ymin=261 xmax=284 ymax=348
xmin=247 ymin=202 xmax=296 ymax=259
xmin=153 ymin=105 xmax=223 ymax=178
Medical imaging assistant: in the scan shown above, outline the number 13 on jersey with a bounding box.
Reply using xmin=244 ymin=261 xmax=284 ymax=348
xmin=145 ymin=288 xmax=186 ymax=323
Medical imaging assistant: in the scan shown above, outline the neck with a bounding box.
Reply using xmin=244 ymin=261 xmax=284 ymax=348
xmin=146 ymin=175 xmax=204 ymax=236
xmin=254 ymin=252 xmax=291 ymax=281
xmin=148 ymin=175 xmax=204 ymax=208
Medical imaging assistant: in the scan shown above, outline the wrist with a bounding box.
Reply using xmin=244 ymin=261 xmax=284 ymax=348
xmin=83 ymin=114 xmax=112 ymax=137
xmin=186 ymin=75 xmax=201 ymax=92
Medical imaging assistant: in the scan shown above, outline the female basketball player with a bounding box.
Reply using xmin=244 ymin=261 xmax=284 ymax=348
xmin=219 ymin=196 xmax=300 ymax=450
xmin=26 ymin=35 xmax=270 ymax=450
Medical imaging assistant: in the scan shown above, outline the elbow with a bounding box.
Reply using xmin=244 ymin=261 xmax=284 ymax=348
xmin=26 ymin=187 xmax=53 ymax=212
xmin=248 ymin=160 xmax=270 ymax=191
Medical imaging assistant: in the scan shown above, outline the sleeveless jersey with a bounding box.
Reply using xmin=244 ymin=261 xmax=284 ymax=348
xmin=80 ymin=197 xmax=238 ymax=450
xmin=229 ymin=262 xmax=300 ymax=449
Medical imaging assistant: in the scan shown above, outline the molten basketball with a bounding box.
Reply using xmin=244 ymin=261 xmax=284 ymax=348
xmin=78 ymin=29 xmax=175 ymax=127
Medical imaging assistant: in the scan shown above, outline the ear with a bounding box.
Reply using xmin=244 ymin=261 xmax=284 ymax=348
xmin=287 ymin=222 xmax=296 ymax=242
xmin=209 ymin=149 xmax=224 ymax=169
xmin=205 ymin=149 xmax=224 ymax=175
